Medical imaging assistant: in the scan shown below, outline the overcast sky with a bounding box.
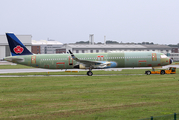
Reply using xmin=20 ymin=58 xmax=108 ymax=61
xmin=0 ymin=0 xmax=178 ymax=44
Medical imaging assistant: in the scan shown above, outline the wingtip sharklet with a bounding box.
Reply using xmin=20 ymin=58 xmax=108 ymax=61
xmin=68 ymin=50 xmax=73 ymax=54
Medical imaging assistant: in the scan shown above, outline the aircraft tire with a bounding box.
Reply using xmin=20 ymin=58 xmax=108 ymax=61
xmin=87 ymin=71 xmax=93 ymax=76
xmin=146 ymin=71 xmax=151 ymax=75
xmin=160 ymin=70 xmax=165 ymax=75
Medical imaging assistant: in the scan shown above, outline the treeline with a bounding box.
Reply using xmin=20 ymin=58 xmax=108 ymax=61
xmin=168 ymin=43 xmax=179 ymax=47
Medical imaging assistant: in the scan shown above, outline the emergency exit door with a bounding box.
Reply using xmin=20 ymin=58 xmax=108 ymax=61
xmin=68 ymin=56 xmax=73 ymax=65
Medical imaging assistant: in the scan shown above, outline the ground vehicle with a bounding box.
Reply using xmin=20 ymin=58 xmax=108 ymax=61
xmin=145 ymin=67 xmax=176 ymax=75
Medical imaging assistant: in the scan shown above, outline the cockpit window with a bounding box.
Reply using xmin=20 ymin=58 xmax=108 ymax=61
xmin=161 ymin=54 xmax=167 ymax=58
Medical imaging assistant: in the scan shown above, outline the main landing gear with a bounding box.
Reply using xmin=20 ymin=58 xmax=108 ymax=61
xmin=87 ymin=71 xmax=93 ymax=76
xmin=87 ymin=67 xmax=93 ymax=76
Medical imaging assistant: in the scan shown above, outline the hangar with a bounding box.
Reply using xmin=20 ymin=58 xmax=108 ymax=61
xmin=56 ymin=34 xmax=172 ymax=54
xmin=57 ymin=44 xmax=172 ymax=54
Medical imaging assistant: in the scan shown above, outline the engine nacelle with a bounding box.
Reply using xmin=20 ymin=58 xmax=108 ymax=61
xmin=74 ymin=64 xmax=87 ymax=69
xmin=74 ymin=61 xmax=117 ymax=69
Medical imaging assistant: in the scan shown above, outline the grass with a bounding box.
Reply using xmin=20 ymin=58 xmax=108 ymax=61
xmin=0 ymin=64 xmax=32 ymax=69
xmin=0 ymin=73 xmax=179 ymax=120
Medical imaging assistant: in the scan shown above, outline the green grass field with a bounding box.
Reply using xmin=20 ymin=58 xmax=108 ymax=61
xmin=0 ymin=64 xmax=32 ymax=69
xmin=0 ymin=73 xmax=179 ymax=120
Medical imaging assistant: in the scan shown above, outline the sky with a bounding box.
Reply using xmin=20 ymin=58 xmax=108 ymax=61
xmin=0 ymin=0 xmax=179 ymax=44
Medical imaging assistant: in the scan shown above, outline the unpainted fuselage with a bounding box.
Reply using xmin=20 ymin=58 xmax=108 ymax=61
xmin=4 ymin=51 xmax=171 ymax=69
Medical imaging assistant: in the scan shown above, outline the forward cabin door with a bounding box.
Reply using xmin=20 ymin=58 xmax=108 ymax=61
xmin=152 ymin=53 xmax=157 ymax=61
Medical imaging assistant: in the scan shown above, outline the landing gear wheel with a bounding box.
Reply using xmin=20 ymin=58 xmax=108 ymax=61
xmin=160 ymin=70 xmax=165 ymax=75
xmin=146 ymin=71 xmax=151 ymax=75
xmin=87 ymin=71 xmax=93 ymax=76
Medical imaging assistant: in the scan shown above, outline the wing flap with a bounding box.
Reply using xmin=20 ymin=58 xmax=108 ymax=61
xmin=68 ymin=50 xmax=117 ymax=69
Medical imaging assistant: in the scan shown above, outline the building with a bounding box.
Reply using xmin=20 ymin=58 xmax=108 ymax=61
xmin=0 ymin=34 xmax=32 ymax=59
xmin=169 ymin=53 xmax=179 ymax=61
xmin=171 ymin=48 xmax=178 ymax=53
xmin=57 ymin=44 xmax=172 ymax=54
xmin=32 ymin=40 xmax=63 ymax=54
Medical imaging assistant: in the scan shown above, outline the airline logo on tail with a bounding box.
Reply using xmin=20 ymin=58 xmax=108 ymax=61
xmin=14 ymin=45 xmax=24 ymax=54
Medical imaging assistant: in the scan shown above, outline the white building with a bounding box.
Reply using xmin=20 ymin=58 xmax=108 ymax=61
xmin=58 ymin=44 xmax=172 ymax=54
xmin=32 ymin=40 xmax=63 ymax=54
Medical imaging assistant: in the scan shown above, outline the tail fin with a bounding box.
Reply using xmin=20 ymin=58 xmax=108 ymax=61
xmin=6 ymin=33 xmax=33 ymax=56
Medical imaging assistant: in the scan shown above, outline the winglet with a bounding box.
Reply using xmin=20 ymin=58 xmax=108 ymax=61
xmin=68 ymin=50 xmax=73 ymax=54
xmin=68 ymin=50 xmax=76 ymax=59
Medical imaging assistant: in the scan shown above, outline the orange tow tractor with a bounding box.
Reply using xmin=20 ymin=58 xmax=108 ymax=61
xmin=145 ymin=67 xmax=176 ymax=75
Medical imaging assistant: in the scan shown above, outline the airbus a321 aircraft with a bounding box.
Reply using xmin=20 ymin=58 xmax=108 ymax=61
xmin=3 ymin=33 xmax=172 ymax=76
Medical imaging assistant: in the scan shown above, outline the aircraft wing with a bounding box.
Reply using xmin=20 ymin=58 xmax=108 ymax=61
xmin=68 ymin=50 xmax=114 ymax=69
xmin=69 ymin=50 xmax=102 ymax=64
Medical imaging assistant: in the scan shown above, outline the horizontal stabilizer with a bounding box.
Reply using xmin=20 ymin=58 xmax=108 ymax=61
xmin=4 ymin=57 xmax=24 ymax=62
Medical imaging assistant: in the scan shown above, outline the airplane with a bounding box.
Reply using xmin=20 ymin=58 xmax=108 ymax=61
xmin=3 ymin=33 xmax=173 ymax=76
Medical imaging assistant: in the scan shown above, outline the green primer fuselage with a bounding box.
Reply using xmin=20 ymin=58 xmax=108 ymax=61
xmin=4 ymin=51 xmax=170 ymax=69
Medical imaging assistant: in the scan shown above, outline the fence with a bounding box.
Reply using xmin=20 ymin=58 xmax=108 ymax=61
xmin=139 ymin=113 xmax=178 ymax=120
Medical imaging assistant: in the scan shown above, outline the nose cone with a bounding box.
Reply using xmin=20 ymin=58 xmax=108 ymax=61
xmin=169 ymin=58 xmax=173 ymax=64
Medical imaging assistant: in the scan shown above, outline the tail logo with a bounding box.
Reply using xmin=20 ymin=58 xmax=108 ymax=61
xmin=13 ymin=45 xmax=24 ymax=54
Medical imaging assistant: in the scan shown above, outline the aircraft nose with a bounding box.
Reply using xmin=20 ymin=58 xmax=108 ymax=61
xmin=169 ymin=58 xmax=173 ymax=64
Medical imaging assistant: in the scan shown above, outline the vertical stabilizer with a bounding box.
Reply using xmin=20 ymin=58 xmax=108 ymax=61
xmin=6 ymin=33 xmax=32 ymax=56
